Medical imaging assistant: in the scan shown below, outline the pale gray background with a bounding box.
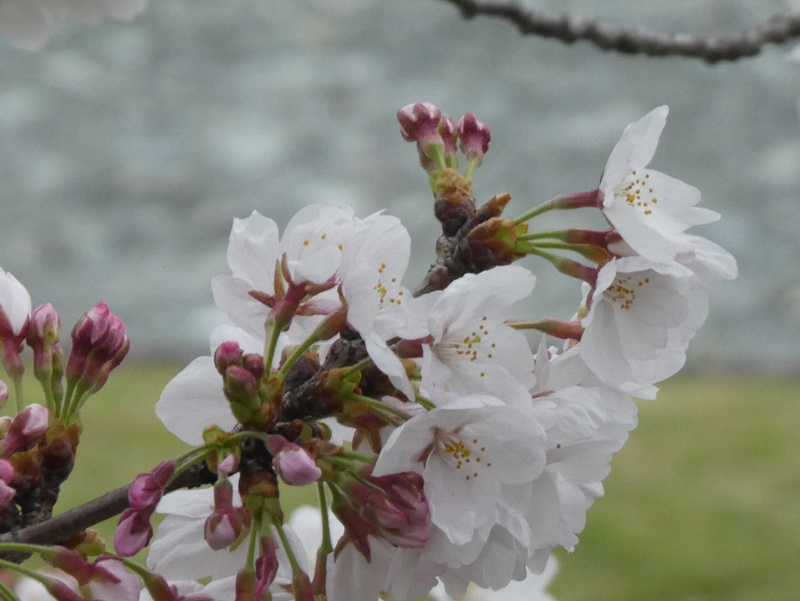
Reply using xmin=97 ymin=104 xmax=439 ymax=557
xmin=0 ymin=0 xmax=798 ymax=372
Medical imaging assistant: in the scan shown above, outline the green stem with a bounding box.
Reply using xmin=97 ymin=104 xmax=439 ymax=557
xmin=511 ymin=318 xmax=584 ymax=340
xmin=513 ymin=189 xmax=600 ymax=225
xmin=343 ymin=392 xmax=410 ymax=425
xmin=263 ymin=317 xmax=285 ymax=384
xmin=0 ymin=581 xmax=16 ymax=601
xmin=529 ymin=247 xmax=598 ymax=285
xmin=276 ymin=332 xmax=321 ymax=383
xmin=339 ymin=357 xmax=374 ymax=380
xmin=34 ymin=373 xmax=57 ymax=416
xmin=12 ymin=377 xmax=23 ymax=416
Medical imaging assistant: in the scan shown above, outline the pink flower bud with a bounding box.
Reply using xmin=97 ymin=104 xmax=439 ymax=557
xmin=114 ymin=507 xmax=154 ymax=557
xmin=27 ymin=303 xmax=61 ymax=379
xmin=0 ymin=380 xmax=7 ymax=408
xmin=254 ymin=537 xmax=279 ymax=597
xmin=0 ymin=458 xmax=14 ymax=482
xmin=204 ymin=478 xmax=250 ymax=550
xmin=457 ymin=112 xmax=491 ymax=159
xmin=0 ymin=460 xmax=15 ymax=505
xmin=397 ymin=102 xmax=443 ymax=149
xmin=214 ymin=341 xmax=243 ymax=375
xmin=439 ymin=115 xmax=459 ymax=161
xmin=66 ymin=302 xmax=130 ymax=392
xmin=364 ymin=471 xmax=430 ymax=548
xmin=242 ymin=353 xmax=265 ymax=379
xmin=128 ymin=460 xmax=175 ymax=511
xmin=268 ymin=436 xmax=321 ymax=486
xmin=1 ymin=403 xmax=49 ymax=457
xmin=223 ymin=365 xmax=261 ymax=419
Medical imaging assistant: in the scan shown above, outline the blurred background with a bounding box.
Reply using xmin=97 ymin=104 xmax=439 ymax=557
xmin=1 ymin=2 xmax=799 ymax=600
xmin=0 ymin=0 xmax=798 ymax=373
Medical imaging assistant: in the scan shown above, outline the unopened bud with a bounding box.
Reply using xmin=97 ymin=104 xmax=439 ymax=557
xmin=0 ymin=403 xmax=49 ymax=457
xmin=439 ymin=116 xmax=459 ymax=168
xmin=268 ymin=436 xmax=322 ymax=486
xmin=0 ymin=458 xmax=15 ymax=505
xmin=114 ymin=507 xmax=154 ymax=557
xmin=27 ymin=303 xmax=61 ymax=383
xmin=254 ymin=537 xmax=279 ymax=598
xmin=397 ymin=102 xmax=442 ymax=145
xmin=128 ymin=460 xmax=175 ymax=512
xmin=214 ymin=341 xmax=243 ymax=375
xmin=223 ymin=365 xmax=261 ymax=422
xmin=364 ymin=471 xmax=430 ymax=548
xmin=66 ymin=302 xmax=130 ymax=393
xmin=457 ymin=112 xmax=491 ymax=159
xmin=204 ymin=478 xmax=250 ymax=550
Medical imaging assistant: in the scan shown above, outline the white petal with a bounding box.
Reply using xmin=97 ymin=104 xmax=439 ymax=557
xmin=155 ymin=356 xmax=236 ymax=445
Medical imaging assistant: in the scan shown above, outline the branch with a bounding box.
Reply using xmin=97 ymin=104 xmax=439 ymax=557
xmin=0 ymin=461 xmax=215 ymax=553
xmin=439 ymin=0 xmax=800 ymax=64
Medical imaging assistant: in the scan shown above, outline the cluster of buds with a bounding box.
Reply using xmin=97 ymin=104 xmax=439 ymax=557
xmin=396 ymin=102 xmax=491 ymax=189
xmin=0 ymin=269 xmax=130 ymax=550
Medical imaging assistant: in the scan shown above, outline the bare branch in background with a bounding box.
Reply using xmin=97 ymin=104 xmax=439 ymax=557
xmin=439 ymin=0 xmax=800 ymax=63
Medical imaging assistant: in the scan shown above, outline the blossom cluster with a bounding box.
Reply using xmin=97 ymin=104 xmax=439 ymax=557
xmin=0 ymin=104 xmax=735 ymax=601
xmin=135 ymin=104 xmax=735 ymax=601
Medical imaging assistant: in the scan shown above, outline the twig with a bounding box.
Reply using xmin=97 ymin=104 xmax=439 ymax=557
xmin=0 ymin=462 xmax=215 ymax=554
xmin=439 ymin=0 xmax=800 ymax=63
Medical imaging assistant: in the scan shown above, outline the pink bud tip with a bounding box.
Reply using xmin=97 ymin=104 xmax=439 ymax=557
xmin=128 ymin=460 xmax=175 ymax=511
xmin=114 ymin=508 xmax=154 ymax=557
xmin=396 ymin=103 xmax=443 ymax=148
xmin=457 ymin=112 xmax=491 ymax=158
xmin=1 ymin=404 xmax=49 ymax=456
xmin=268 ymin=436 xmax=322 ymax=486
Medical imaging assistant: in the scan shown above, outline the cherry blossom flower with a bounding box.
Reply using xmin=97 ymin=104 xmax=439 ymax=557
xmin=579 ymin=256 xmax=708 ymax=397
xmin=212 ymin=206 xmax=355 ymax=340
xmin=599 ymin=106 xmax=719 ymax=264
xmin=341 ymin=213 xmax=425 ymax=399
xmin=413 ymin=265 xmax=537 ymax=405
xmin=373 ymin=394 xmax=549 ymax=546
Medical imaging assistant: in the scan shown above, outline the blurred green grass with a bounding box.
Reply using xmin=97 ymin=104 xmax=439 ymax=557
xmin=11 ymin=366 xmax=800 ymax=600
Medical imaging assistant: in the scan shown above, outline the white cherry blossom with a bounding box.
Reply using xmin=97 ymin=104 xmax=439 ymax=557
xmin=414 ymin=265 xmax=537 ymax=405
xmin=579 ymin=256 xmax=708 ymax=397
xmin=212 ymin=205 xmax=355 ymax=340
xmin=599 ymin=106 xmax=719 ymax=263
xmin=341 ymin=213 xmax=430 ymax=400
xmin=373 ymin=394 xmax=548 ymax=547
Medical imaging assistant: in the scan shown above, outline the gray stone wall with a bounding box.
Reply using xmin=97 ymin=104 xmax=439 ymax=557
xmin=0 ymin=0 xmax=798 ymax=373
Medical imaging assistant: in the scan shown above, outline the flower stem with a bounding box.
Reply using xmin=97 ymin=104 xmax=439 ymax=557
xmin=513 ymin=189 xmax=600 ymax=225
